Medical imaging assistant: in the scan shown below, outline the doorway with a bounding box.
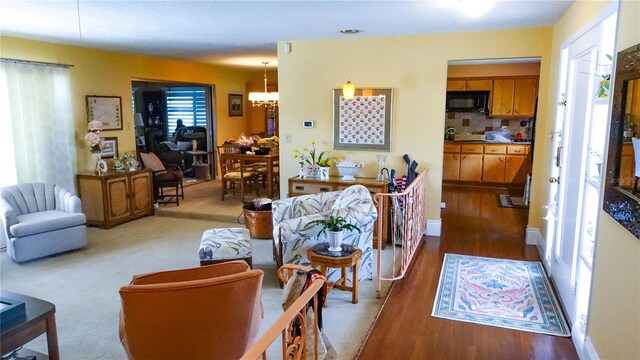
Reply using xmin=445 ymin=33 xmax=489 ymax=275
xmin=131 ymin=80 xmax=216 ymax=179
xmin=442 ymin=59 xmax=541 ymax=217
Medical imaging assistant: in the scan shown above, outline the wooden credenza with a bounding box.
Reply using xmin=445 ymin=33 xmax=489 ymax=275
xmin=288 ymin=176 xmax=390 ymax=249
xmin=77 ymin=169 xmax=154 ymax=229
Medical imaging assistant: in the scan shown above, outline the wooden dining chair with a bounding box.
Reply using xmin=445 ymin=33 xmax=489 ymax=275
xmin=218 ymin=152 xmax=257 ymax=201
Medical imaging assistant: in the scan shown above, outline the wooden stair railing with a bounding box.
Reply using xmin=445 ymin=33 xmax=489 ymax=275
xmin=241 ymin=265 xmax=326 ymax=360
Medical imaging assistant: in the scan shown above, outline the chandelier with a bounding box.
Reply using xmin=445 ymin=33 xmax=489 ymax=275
xmin=249 ymin=61 xmax=279 ymax=108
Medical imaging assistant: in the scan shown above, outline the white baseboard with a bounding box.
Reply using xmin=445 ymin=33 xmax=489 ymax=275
xmin=425 ymin=219 xmax=441 ymax=237
xmin=584 ymin=336 xmax=600 ymax=360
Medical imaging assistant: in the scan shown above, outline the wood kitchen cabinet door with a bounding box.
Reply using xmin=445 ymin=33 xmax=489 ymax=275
xmin=482 ymin=155 xmax=506 ymax=183
xmin=447 ymin=80 xmax=466 ymax=91
xmin=443 ymin=153 xmax=461 ymax=181
xmin=491 ymin=79 xmax=515 ymax=116
xmin=619 ymin=144 xmax=635 ymax=188
xmin=466 ymin=79 xmax=493 ymax=91
xmin=505 ymin=155 xmax=528 ymax=183
xmin=459 ymin=154 xmax=483 ymax=181
xmin=513 ymin=78 xmax=538 ymax=117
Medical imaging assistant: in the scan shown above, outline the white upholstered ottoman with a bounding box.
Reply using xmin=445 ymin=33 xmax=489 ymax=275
xmin=198 ymin=228 xmax=253 ymax=267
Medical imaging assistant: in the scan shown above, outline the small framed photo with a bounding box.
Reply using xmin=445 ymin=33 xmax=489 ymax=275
xmin=228 ymin=94 xmax=243 ymax=117
xmin=86 ymin=95 xmax=123 ymax=130
xmin=101 ymin=137 xmax=118 ymax=158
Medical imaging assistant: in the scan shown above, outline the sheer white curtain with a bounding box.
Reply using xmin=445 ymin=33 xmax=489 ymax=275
xmin=0 ymin=61 xmax=76 ymax=191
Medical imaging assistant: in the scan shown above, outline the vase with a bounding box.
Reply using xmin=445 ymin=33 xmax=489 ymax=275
xmin=376 ymin=154 xmax=387 ymax=181
xmin=319 ymin=166 xmax=330 ymax=180
xmin=327 ymin=230 xmax=343 ymax=252
xmin=303 ymin=164 xmax=320 ymax=178
xmin=90 ymin=152 xmax=102 ymax=174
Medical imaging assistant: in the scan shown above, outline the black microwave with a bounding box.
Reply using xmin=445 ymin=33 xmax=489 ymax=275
xmin=446 ymin=91 xmax=490 ymax=113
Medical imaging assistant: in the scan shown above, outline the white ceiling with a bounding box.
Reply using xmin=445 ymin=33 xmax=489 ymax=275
xmin=0 ymin=0 xmax=574 ymax=69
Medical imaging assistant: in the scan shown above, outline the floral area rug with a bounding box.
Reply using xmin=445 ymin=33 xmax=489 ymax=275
xmin=431 ymin=253 xmax=570 ymax=336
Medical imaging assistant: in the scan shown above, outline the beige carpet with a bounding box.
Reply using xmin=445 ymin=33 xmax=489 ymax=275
xmin=1 ymin=212 xmax=394 ymax=359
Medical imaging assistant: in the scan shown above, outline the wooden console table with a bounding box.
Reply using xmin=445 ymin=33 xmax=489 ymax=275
xmin=77 ymin=169 xmax=154 ymax=229
xmin=288 ymin=176 xmax=390 ymax=248
xmin=0 ymin=291 xmax=59 ymax=360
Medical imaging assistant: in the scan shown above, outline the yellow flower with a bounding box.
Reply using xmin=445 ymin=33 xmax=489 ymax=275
xmin=303 ymin=146 xmax=309 ymax=151
xmin=311 ymin=139 xmax=316 ymax=145
xmin=326 ymin=149 xmax=332 ymax=153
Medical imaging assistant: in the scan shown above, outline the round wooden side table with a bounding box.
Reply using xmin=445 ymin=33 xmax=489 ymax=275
xmin=307 ymin=243 xmax=362 ymax=305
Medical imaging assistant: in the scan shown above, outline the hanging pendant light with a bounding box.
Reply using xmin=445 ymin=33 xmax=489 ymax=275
xmin=249 ymin=61 xmax=279 ymax=108
xmin=343 ymin=80 xmax=355 ymax=99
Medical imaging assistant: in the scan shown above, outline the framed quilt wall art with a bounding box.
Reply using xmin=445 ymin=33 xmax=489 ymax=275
xmin=333 ymin=88 xmax=392 ymax=150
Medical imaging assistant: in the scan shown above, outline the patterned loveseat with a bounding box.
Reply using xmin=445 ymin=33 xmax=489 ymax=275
xmin=271 ymin=185 xmax=377 ymax=283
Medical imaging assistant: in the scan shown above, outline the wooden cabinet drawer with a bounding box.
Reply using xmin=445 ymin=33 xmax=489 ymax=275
xmin=444 ymin=143 xmax=461 ymax=153
xmin=461 ymin=145 xmax=483 ymax=154
xmin=507 ymin=145 xmax=527 ymax=155
xmin=622 ymin=143 xmax=634 ymax=155
xmin=484 ymin=145 xmax=507 ymax=154
xmin=290 ymin=182 xmax=335 ymax=194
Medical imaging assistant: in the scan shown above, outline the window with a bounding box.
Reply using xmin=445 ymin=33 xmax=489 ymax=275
xmin=164 ymin=87 xmax=207 ymax=135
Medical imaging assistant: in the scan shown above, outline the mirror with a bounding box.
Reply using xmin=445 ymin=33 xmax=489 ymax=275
xmin=604 ymin=43 xmax=640 ymax=239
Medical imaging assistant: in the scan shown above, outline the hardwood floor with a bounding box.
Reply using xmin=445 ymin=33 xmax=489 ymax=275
xmin=357 ymin=186 xmax=578 ymax=360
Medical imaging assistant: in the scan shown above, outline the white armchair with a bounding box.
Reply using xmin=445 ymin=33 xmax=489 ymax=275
xmin=272 ymin=185 xmax=377 ymax=282
xmin=0 ymin=183 xmax=87 ymax=262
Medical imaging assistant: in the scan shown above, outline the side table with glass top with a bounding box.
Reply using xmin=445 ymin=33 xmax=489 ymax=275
xmin=307 ymin=243 xmax=362 ymax=305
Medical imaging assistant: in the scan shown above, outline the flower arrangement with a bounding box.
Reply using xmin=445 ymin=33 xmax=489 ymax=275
xmin=293 ymin=140 xmax=340 ymax=167
xmin=84 ymin=120 xmax=104 ymax=153
xmin=114 ymin=152 xmax=139 ymax=171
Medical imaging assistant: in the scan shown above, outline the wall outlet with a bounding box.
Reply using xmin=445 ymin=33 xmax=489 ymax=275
xmin=285 ymin=133 xmax=292 ymax=143
xmin=440 ymin=202 xmax=446 ymax=209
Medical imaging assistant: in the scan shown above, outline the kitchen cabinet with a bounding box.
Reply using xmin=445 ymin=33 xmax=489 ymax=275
xmin=447 ymin=79 xmax=493 ymax=91
xmin=505 ymin=155 xmax=528 ymax=183
xmin=443 ymin=153 xmax=461 ymax=181
xmin=490 ymin=77 xmax=538 ymax=117
xmin=288 ymin=176 xmax=390 ymax=249
xmin=483 ymin=155 xmax=506 ymax=183
xmin=443 ymin=142 xmax=530 ymax=184
xmin=76 ymin=169 xmax=154 ymax=229
xmin=620 ymin=143 xmax=635 ymax=188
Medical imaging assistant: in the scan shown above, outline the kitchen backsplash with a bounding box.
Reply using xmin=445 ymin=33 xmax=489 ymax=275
xmin=445 ymin=112 xmax=531 ymax=139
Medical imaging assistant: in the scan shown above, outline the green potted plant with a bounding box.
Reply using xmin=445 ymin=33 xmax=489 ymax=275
xmin=307 ymin=215 xmax=361 ymax=251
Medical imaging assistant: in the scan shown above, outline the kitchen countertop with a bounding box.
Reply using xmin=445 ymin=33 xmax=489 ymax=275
xmin=444 ymin=140 xmax=532 ymax=145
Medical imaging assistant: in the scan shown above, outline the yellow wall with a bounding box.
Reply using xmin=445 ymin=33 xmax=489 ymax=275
xmin=588 ymin=1 xmax=640 ymax=359
xmin=0 ymin=36 xmax=254 ymax=172
xmin=277 ymin=27 xmax=552 ymax=222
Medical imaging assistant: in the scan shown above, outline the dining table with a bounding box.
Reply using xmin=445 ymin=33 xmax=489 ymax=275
xmin=224 ymin=152 xmax=279 ymax=199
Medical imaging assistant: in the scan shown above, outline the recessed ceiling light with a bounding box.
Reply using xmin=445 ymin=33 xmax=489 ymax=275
xmin=340 ymin=29 xmax=361 ymax=35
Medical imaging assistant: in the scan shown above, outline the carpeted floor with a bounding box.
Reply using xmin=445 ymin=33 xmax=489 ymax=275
xmin=1 ymin=213 xmax=394 ymax=359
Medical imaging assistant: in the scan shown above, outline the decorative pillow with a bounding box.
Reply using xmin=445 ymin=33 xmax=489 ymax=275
xmin=140 ymin=152 xmax=166 ymax=172
xmin=176 ymin=141 xmax=191 ymax=151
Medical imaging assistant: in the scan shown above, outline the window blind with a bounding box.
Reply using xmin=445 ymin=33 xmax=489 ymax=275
xmin=165 ymin=87 xmax=207 ymax=136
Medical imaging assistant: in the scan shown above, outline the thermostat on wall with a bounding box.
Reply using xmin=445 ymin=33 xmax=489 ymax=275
xmin=302 ymin=120 xmax=315 ymax=128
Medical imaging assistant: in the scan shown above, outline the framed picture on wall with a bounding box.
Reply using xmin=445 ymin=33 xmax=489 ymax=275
xmin=86 ymin=95 xmax=123 ymax=130
xmin=101 ymin=137 xmax=118 ymax=158
xmin=228 ymin=94 xmax=243 ymax=116
xmin=333 ymin=88 xmax=393 ymax=150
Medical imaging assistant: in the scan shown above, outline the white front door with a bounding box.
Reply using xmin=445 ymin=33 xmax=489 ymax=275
xmin=550 ymin=24 xmax=601 ymax=325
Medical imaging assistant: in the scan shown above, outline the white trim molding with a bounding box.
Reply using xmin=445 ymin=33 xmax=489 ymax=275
xmin=584 ymin=337 xmax=600 ymax=360
xmin=425 ymin=219 xmax=441 ymax=237
xmin=526 ymin=226 xmax=546 ymax=262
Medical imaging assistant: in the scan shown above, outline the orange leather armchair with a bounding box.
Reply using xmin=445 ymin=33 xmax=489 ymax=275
xmin=119 ymin=261 xmax=264 ymax=360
